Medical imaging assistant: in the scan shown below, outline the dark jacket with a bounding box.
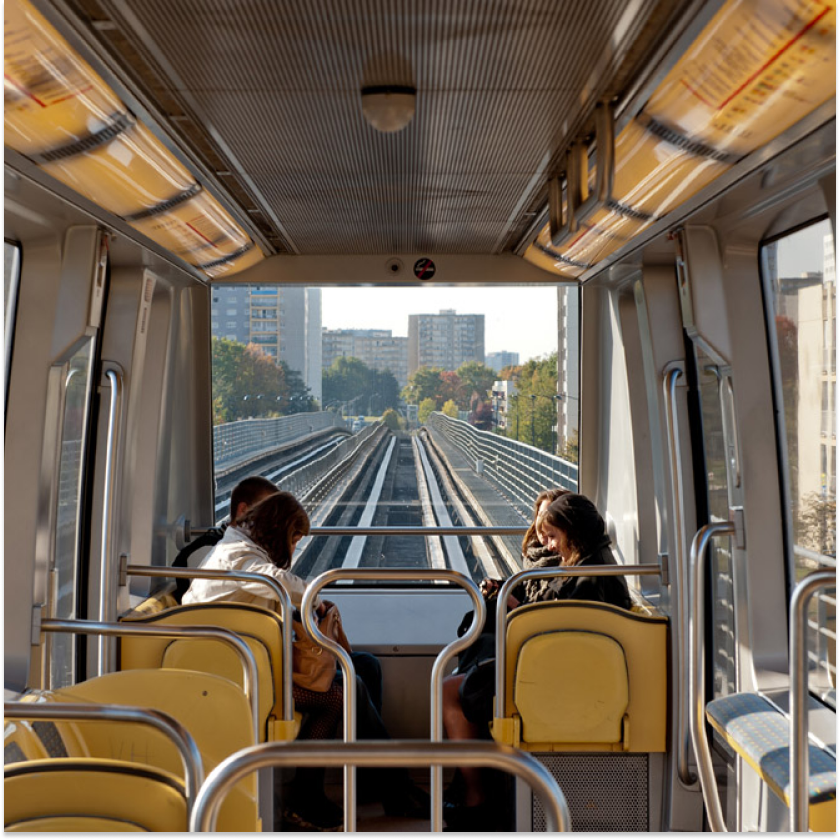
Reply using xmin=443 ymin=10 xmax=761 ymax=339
xmin=457 ymin=543 xmax=631 ymax=670
xmin=171 ymin=526 xmax=226 ymax=601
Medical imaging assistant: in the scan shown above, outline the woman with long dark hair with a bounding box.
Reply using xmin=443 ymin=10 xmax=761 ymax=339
xmin=442 ymin=492 xmax=631 ymax=830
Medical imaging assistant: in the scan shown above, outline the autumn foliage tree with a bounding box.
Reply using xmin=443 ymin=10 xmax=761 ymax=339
xmin=212 ymin=337 xmax=314 ymax=424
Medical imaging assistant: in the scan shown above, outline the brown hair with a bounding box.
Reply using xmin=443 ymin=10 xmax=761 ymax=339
xmin=538 ymin=493 xmax=609 ymax=566
xmin=521 ymin=487 xmax=571 ymax=554
xmin=237 ymin=490 xmax=310 ymax=569
xmin=230 ymin=476 xmax=278 ymax=524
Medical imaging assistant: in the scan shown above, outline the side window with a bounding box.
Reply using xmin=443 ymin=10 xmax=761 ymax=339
xmin=4 ymin=240 xmax=21 ymax=410
xmin=762 ymin=219 xmax=836 ymax=707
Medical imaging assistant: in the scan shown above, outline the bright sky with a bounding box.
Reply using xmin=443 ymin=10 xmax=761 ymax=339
xmin=321 ymin=286 xmax=560 ymax=363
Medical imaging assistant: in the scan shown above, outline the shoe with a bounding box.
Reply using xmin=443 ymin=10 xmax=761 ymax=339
xmin=383 ymin=782 xmax=431 ymax=819
xmin=443 ymin=802 xmax=498 ymax=832
xmin=281 ymin=795 xmax=343 ymax=832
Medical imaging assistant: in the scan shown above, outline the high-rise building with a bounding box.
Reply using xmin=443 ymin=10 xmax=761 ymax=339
xmin=322 ymin=328 xmax=408 ymax=387
xmin=407 ymin=309 xmax=484 ymax=375
xmin=485 ymin=351 xmax=519 ymax=372
xmin=210 ymin=285 xmax=323 ymax=402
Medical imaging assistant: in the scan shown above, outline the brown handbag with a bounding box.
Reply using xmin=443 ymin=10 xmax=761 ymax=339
xmin=292 ymin=602 xmax=352 ymax=692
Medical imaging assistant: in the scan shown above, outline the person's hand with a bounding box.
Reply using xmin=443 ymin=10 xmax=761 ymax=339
xmin=479 ymin=578 xmax=500 ymax=598
xmin=316 ymin=600 xmax=331 ymax=618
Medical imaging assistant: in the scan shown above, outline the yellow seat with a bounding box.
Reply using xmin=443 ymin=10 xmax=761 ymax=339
xmin=4 ymin=758 xmax=188 ymax=832
xmin=119 ymin=601 xmax=300 ymax=742
xmin=491 ymin=600 xmax=668 ymax=752
xmin=39 ymin=668 xmax=259 ymax=831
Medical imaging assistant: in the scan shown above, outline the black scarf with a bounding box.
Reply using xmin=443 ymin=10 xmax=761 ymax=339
xmin=522 ymin=542 xmax=564 ymax=603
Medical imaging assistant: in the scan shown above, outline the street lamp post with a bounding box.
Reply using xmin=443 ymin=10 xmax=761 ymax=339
xmin=530 ymin=394 xmax=536 ymax=447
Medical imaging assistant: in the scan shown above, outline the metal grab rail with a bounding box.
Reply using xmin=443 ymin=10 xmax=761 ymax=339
xmin=124 ymin=564 xmax=294 ymax=724
xmin=191 ymin=525 xmax=530 ymax=538
xmin=97 ymin=367 xmax=122 ymax=675
xmin=790 ymin=570 xmax=836 ymax=832
xmin=689 ymin=522 xmax=735 ymax=833
xmin=494 ymin=564 xmax=662 ymax=720
xmin=663 ymin=363 xmax=697 ymax=787
xmin=190 ymin=740 xmax=571 ymax=832
xmin=301 ymin=568 xmax=485 ymax=833
xmin=40 ymin=619 xmax=261 ymax=743
xmin=5 ymin=700 xmax=203 ymax=814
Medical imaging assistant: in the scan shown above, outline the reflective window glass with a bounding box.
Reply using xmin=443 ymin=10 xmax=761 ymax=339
xmin=763 ymin=218 xmax=836 ymax=707
xmin=209 ymin=284 xmax=580 ymax=582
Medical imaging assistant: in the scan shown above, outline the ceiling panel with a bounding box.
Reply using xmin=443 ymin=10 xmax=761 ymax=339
xmin=70 ymin=0 xmax=684 ymax=254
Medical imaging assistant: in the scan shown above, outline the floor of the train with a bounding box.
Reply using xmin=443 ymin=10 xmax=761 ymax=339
xmin=326 ymin=781 xmax=432 ymax=833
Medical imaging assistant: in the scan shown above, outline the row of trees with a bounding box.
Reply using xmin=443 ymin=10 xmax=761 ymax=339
xmin=403 ymin=352 xmax=577 ymax=461
xmin=321 ymin=357 xmax=400 ymax=415
xmin=212 ymin=338 xmax=315 ymax=424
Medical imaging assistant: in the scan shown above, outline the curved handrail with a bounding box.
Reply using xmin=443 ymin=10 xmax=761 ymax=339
xmin=301 ymin=567 xmax=484 ymax=832
xmin=190 ymin=739 xmax=571 ymax=832
xmin=689 ymin=522 xmax=734 ymax=833
xmin=97 ymin=367 xmax=122 ymax=674
xmin=5 ymin=700 xmax=203 ymax=813
xmin=125 ymin=564 xmax=294 ymax=724
xmin=494 ymin=564 xmax=662 ymax=720
xmin=663 ymin=363 xmax=697 ymax=787
xmin=40 ymin=618 xmax=260 ymax=743
xmin=789 ymin=569 xmax=836 ymax=831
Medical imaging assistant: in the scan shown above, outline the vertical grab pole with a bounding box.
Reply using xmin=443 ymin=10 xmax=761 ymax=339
xmin=790 ymin=570 xmax=836 ymax=832
xmin=689 ymin=522 xmax=734 ymax=833
xmin=301 ymin=568 xmax=485 ymax=833
xmin=663 ymin=364 xmax=697 ymax=787
xmin=301 ymin=576 xmax=358 ymax=832
xmin=97 ymin=368 xmax=122 ymax=675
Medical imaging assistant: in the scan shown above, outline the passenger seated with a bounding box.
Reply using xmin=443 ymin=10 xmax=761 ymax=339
xmin=181 ymin=488 xmax=427 ymax=829
xmin=175 ymin=475 xmax=387 ymax=718
xmin=171 ymin=475 xmax=277 ymax=602
xmin=442 ymin=492 xmax=631 ymax=831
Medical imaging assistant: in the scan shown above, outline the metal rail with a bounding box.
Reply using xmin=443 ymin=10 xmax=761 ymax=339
xmin=301 ymin=568 xmax=485 ymax=833
xmin=493 ymin=564 xmax=662 ymax=720
xmin=789 ymin=569 xmax=836 ymax=832
xmin=97 ymin=367 xmax=122 ymax=674
xmin=190 ymin=740 xmax=571 ymax=832
xmin=663 ymin=363 xmax=697 ymax=787
xmin=5 ymin=700 xmax=203 ymax=813
xmin=124 ymin=564 xmax=294 ymax=724
xmin=39 ymin=619 xmax=260 ymax=743
xmin=191 ymin=526 xmax=530 ymax=537
xmin=689 ymin=522 xmax=735 ymax=833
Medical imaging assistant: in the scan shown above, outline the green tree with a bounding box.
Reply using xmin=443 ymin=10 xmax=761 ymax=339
xmin=503 ymin=352 xmax=560 ymax=452
xmin=403 ymin=367 xmax=444 ymax=404
xmin=439 ymin=371 xmax=466 ymax=407
xmin=382 ymin=408 xmax=402 ymax=431
xmin=442 ymin=399 xmax=459 ymax=418
xmin=418 ymin=397 xmax=437 ymax=424
xmin=212 ymin=337 xmax=313 ymax=423
xmin=456 ymin=360 xmax=496 ymax=402
xmin=322 ymin=357 xmax=400 ymax=414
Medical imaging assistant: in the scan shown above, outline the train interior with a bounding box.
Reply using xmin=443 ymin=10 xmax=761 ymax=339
xmin=4 ymin=0 xmax=837 ymax=832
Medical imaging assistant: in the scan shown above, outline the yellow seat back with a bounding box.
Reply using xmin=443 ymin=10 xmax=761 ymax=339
xmin=492 ymin=600 xmax=668 ymax=752
xmin=514 ymin=631 xmax=629 ymax=744
xmin=119 ymin=601 xmax=295 ymax=741
xmin=43 ymin=669 xmax=259 ymax=832
xmin=4 ymin=758 xmax=188 ymax=832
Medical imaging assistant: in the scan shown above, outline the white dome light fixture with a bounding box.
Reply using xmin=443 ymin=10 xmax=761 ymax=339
xmin=361 ymin=85 xmax=416 ymax=132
